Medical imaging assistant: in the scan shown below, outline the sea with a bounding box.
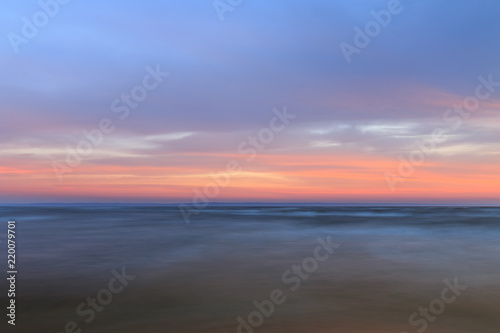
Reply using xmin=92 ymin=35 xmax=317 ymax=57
xmin=0 ymin=205 xmax=499 ymax=333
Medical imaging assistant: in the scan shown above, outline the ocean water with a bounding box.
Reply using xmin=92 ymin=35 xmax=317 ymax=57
xmin=1 ymin=205 xmax=499 ymax=333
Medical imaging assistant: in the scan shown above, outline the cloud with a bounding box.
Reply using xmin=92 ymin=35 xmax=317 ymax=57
xmin=1 ymin=0 xmax=500 ymax=203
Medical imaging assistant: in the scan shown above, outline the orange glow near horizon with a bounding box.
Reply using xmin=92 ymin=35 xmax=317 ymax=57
xmin=2 ymin=88 xmax=500 ymax=204
xmin=2 ymin=150 xmax=499 ymax=204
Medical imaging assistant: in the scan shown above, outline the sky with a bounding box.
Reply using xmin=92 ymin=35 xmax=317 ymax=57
xmin=1 ymin=0 xmax=500 ymax=204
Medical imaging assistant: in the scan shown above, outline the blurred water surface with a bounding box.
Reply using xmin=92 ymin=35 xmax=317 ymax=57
xmin=1 ymin=205 xmax=499 ymax=332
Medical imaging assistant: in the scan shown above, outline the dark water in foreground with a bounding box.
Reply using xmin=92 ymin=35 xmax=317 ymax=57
xmin=0 ymin=205 xmax=499 ymax=333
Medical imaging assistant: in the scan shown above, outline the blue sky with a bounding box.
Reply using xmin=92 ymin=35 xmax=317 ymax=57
xmin=1 ymin=0 xmax=500 ymax=203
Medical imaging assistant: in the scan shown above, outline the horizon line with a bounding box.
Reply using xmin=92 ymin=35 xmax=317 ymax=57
xmin=1 ymin=202 xmax=500 ymax=207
